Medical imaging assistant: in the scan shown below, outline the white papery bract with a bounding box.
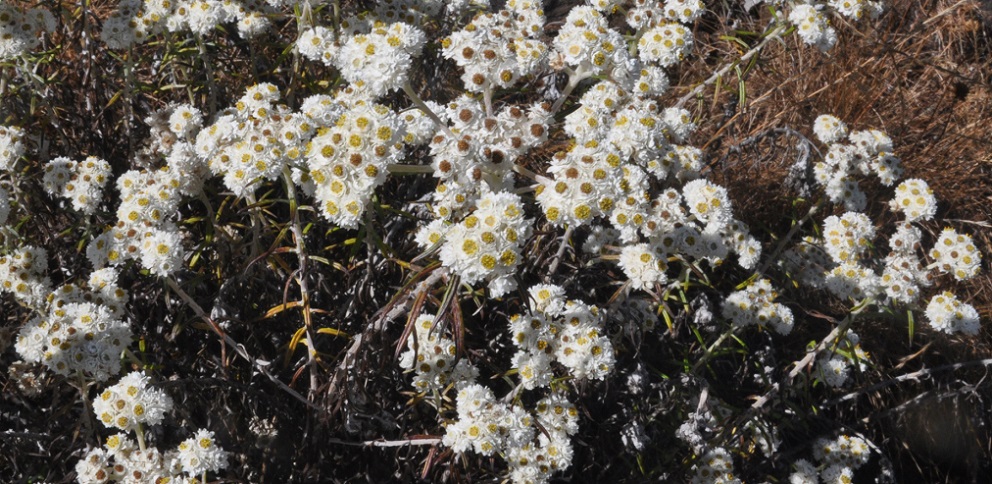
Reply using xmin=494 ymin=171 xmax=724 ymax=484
xmin=436 ymin=191 xmax=532 ymax=297
xmin=42 ymin=156 xmax=112 ymax=214
xmin=813 ymin=434 xmax=872 ymax=470
xmin=93 ymin=371 xmax=173 ymax=432
xmin=0 ymin=125 xmax=25 ymax=170
xmin=789 ymin=3 xmax=837 ymax=51
xmin=722 ymin=278 xmax=795 ymax=335
xmin=553 ymin=6 xmax=630 ymax=77
xmin=690 ymin=447 xmax=741 ymax=484
xmin=813 ymin=114 xmax=848 ymax=144
xmin=510 ymin=285 xmax=614 ymax=388
xmin=664 ymin=0 xmax=705 ymax=23
xmin=441 ymin=4 xmax=547 ymax=92
xmin=537 ymin=140 xmax=623 ymax=227
xmin=815 ymin=331 xmax=869 ymax=388
xmin=638 ymin=22 xmax=694 ymax=67
xmin=175 ymin=429 xmax=230 ymax=476
xmin=825 ymin=262 xmax=881 ymax=300
xmin=307 ymin=100 xmax=406 ymax=228
xmin=890 ymin=178 xmax=937 ymax=222
xmin=682 ymin=179 xmax=732 ymax=231
xmin=15 ymin=301 xmax=130 ymax=382
xmin=929 ymin=227 xmax=981 ymax=281
xmin=333 ymin=21 xmax=426 ymax=98
xmin=444 ymin=383 xmax=535 ymax=456
xmin=925 ymin=291 xmax=980 ymax=335
xmin=443 ymin=382 xmax=582 ymax=484
xmin=0 ymin=245 xmax=52 ymax=307
xmin=618 ymin=243 xmax=669 ymax=290
xmin=822 ymin=211 xmax=875 ymax=264
xmin=75 ymin=447 xmax=113 ymax=484
xmin=829 ymin=0 xmax=884 ymax=20
xmin=296 ymin=26 xmax=338 ymax=66
xmin=168 ymin=104 xmax=203 ymax=139
xmin=881 ymin=254 xmax=928 ymax=305
xmin=102 ymin=0 xmax=276 ymax=49
xmin=139 ymin=227 xmax=185 ymax=277
xmin=398 ymin=313 xmax=479 ymax=392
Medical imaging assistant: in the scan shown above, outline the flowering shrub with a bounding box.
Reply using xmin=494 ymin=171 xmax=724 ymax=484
xmin=1 ymin=0 xmax=990 ymax=482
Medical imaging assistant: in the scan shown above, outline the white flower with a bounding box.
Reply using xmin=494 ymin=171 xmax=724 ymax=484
xmin=139 ymin=228 xmax=184 ymax=277
xmin=929 ymin=228 xmax=981 ymax=280
xmin=168 ymin=104 xmax=203 ymax=139
xmin=618 ymin=243 xmax=669 ymax=290
xmin=722 ymin=279 xmax=794 ymax=335
xmin=0 ymin=125 xmax=25 ymax=170
xmin=638 ymin=22 xmax=694 ymax=67
xmin=925 ymin=291 xmax=980 ymax=335
xmin=889 ymin=178 xmax=937 ymax=222
xmin=822 ymin=212 xmax=875 ymax=264
xmin=93 ymin=371 xmax=173 ymax=432
xmin=813 ymin=114 xmax=848 ymax=144
xmin=175 ymin=429 xmax=229 ymax=475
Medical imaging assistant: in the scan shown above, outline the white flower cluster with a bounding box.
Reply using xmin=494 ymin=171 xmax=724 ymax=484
xmin=443 ymin=384 xmax=535 ymax=456
xmin=441 ymin=2 xmax=547 ymax=93
xmin=14 ymin=269 xmax=131 ymax=382
xmin=553 ymin=7 xmax=630 ymax=79
xmin=880 ymin=229 xmax=930 ymax=305
xmin=638 ymin=22 xmax=694 ymax=67
xmin=175 ymin=429 xmax=230 ymax=476
xmin=818 ymin=211 xmax=896 ymax=301
xmin=0 ymin=3 xmax=55 ymax=61
xmin=428 ymin=191 xmax=533 ymax=297
xmin=94 ymin=371 xmax=173 ymax=432
xmin=42 ymin=156 xmax=112 ymax=214
xmin=399 ymin=313 xmax=479 ymax=393
xmin=0 ymin=245 xmax=52 ymax=307
xmin=925 ymin=291 xmax=980 ymax=336
xmin=722 ymin=278 xmax=795 ymax=335
xmin=443 ymin=384 xmax=579 ymax=484
xmin=618 ymin=242 xmax=670 ymax=291
xmin=102 ymin=0 xmax=275 ymax=49
xmin=508 ymin=284 xmax=614 ymax=389
xmin=787 ymin=0 xmax=882 ymax=52
xmin=788 ymin=3 xmax=838 ymax=52
xmin=428 ymin=97 xmax=551 ymax=219
xmin=86 ymin=165 xmax=186 ymax=276
xmin=690 ymin=447 xmax=742 ymax=484
xmin=330 ymin=20 xmax=427 ymax=98
xmin=77 ymin=369 xmax=228 ymax=483
xmin=828 ymin=0 xmax=884 ymax=20
xmin=889 ymin=178 xmax=937 ymax=222
xmin=536 ymin=139 xmax=626 ymax=227
xmin=0 ymin=125 xmax=26 ymax=171
xmin=929 ymin=227 xmax=981 ymax=281
xmin=815 ymin=330 xmax=869 ymax=388
xmin=506 ymin=393 xmax=580 ymax=484
xmin=71 ymin=102 xmax=216 ymax=277
xmin=306 ymin=99 xmax=406 ymax=228
xmin=76 ymin=428 xmax=228 ymax=483
xmin=527 ymin=3 xmax=762 ymax=286
xmin=805 ymin=434 xmax=873 ymax=483
xmin=821 ymin=211 xmax=875 ymax=264
xmin=812 ymin=115 xmax=903 ymax=210
xmin=197 ymin=83 xmax=309 ymax=197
